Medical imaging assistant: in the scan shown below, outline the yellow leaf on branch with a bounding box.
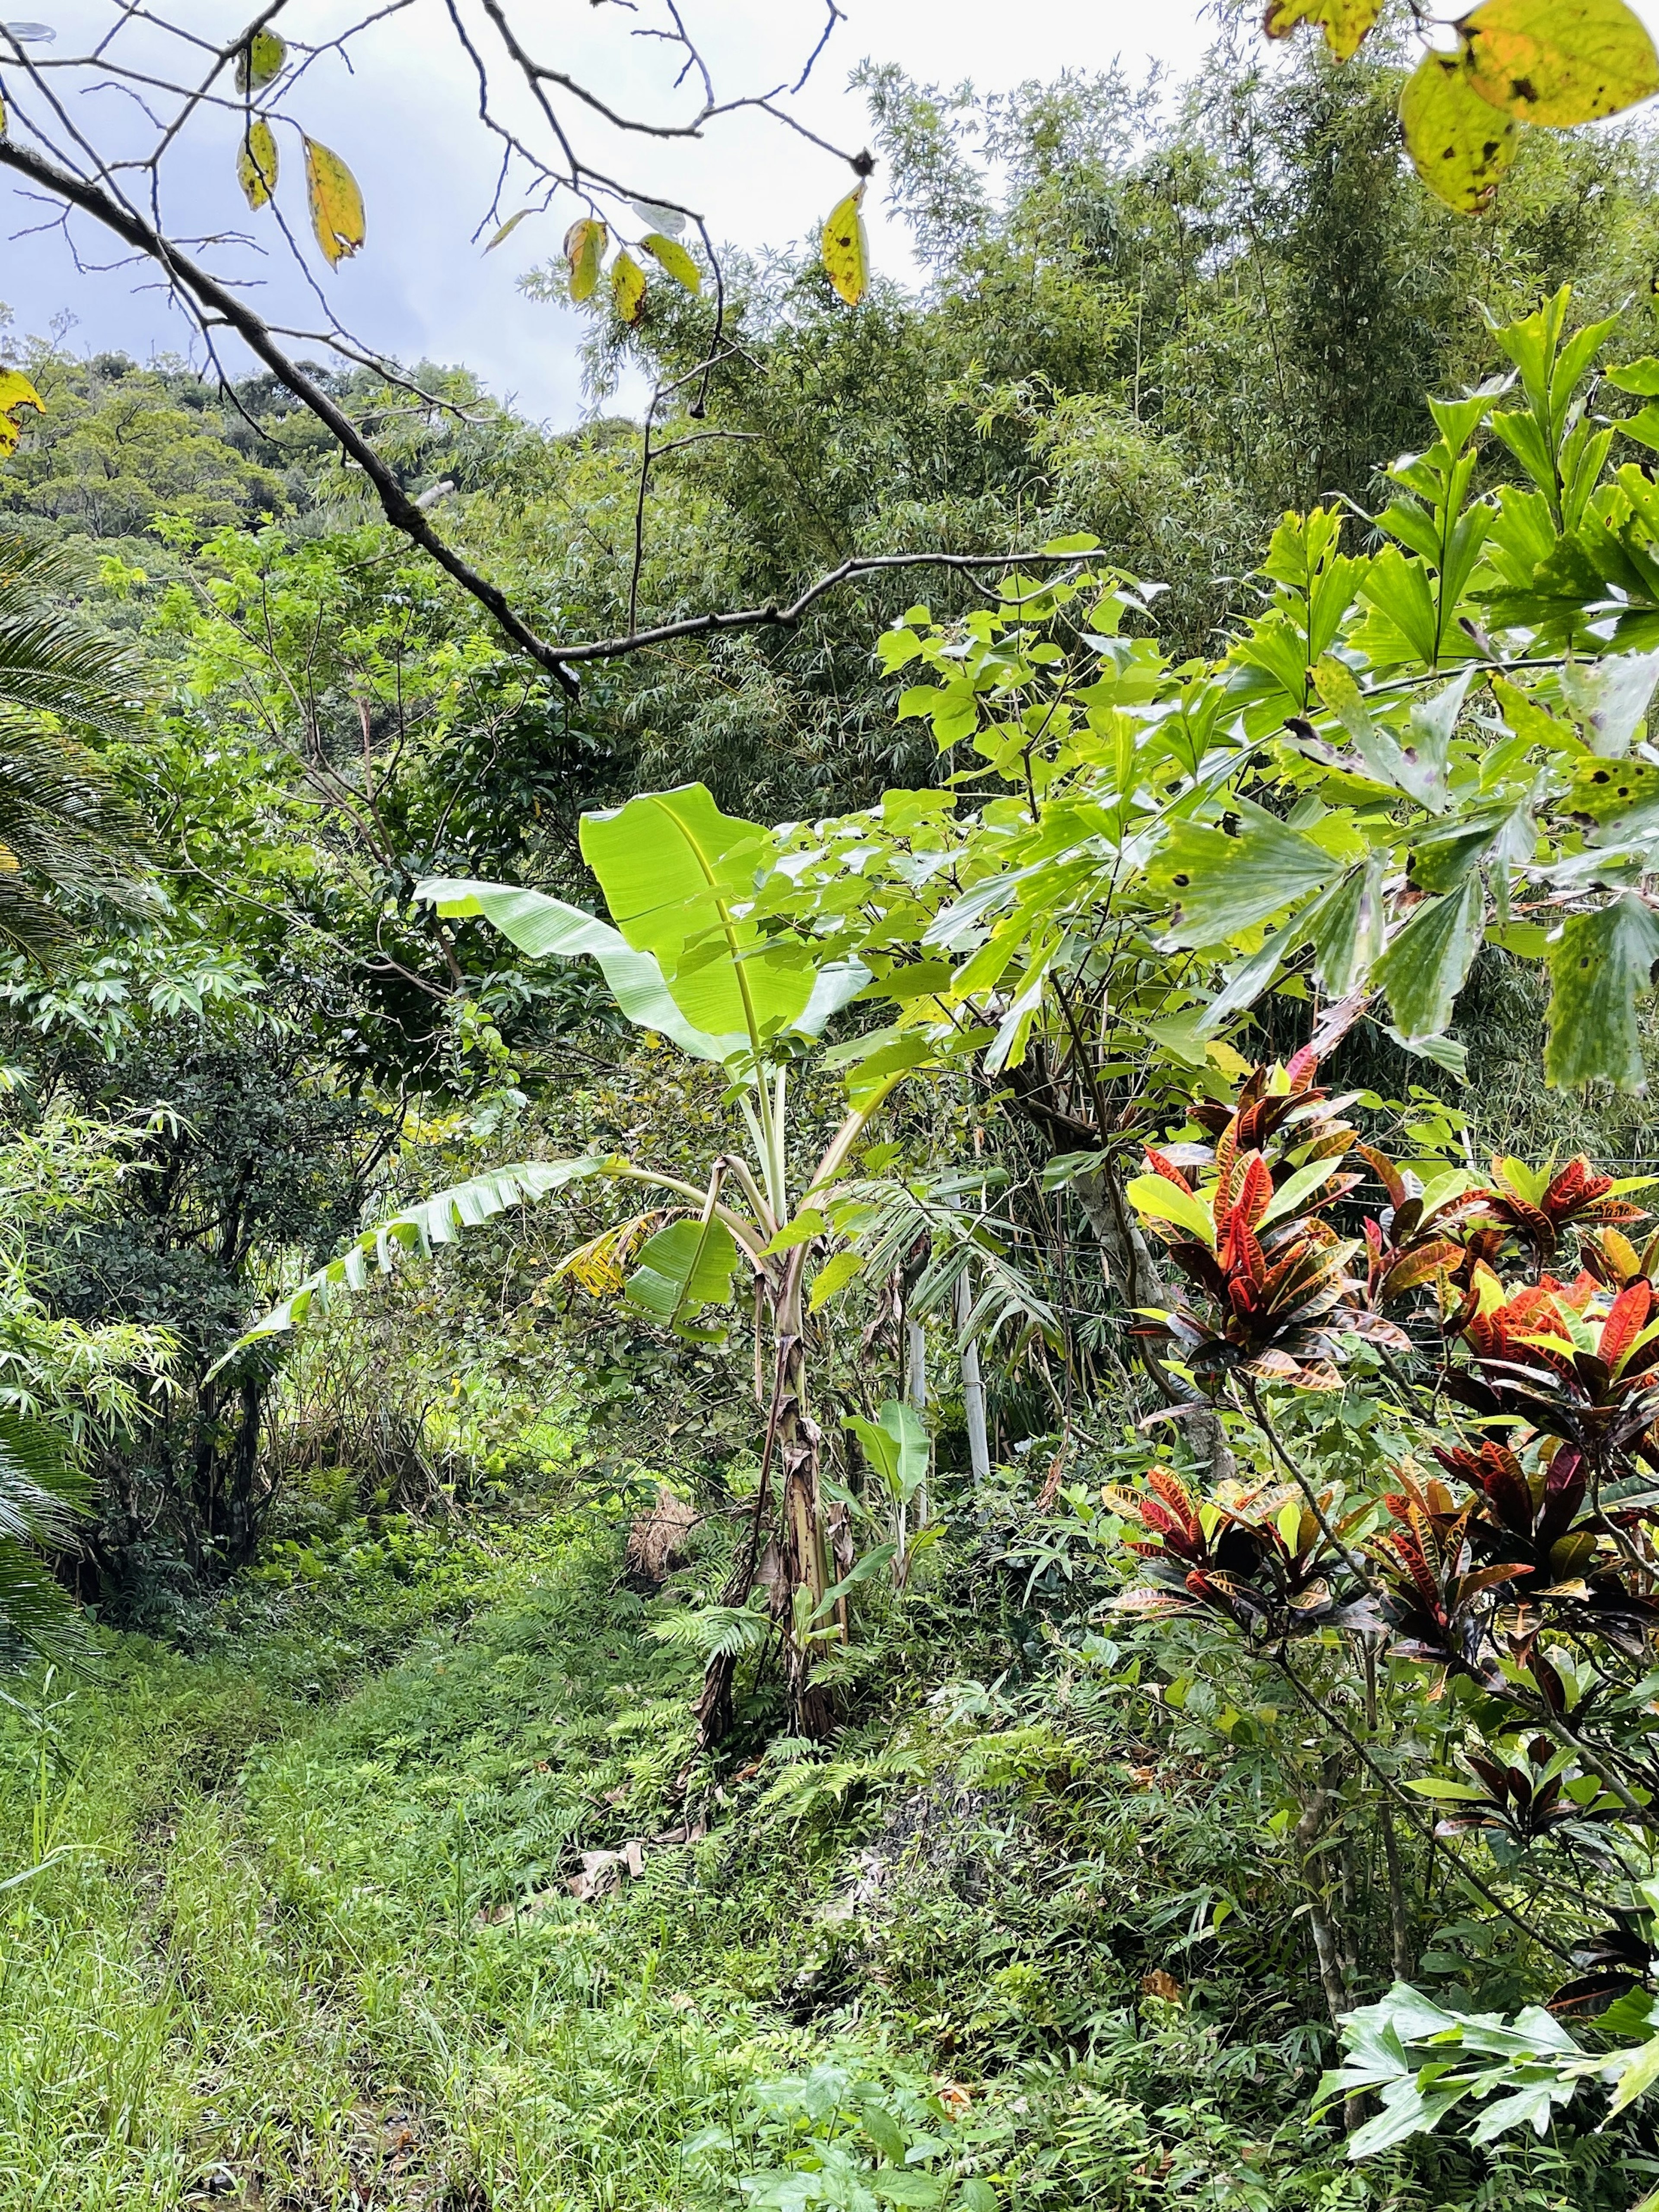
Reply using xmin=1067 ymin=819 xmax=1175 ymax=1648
xmin=0 ymin=370 xmax=43 ymax=460
xmin=236 ymin=117 xmax=278 ymax=211
xmin=821 ymin=183 xmax=868 ymax=307
xmin=1262 ymin=0 xmax=1383 ymax=62
xmin=1401 ymin=49 xmax=1523 ymax=213
xmin=640 ymin=232 xmax=701 ymax=293
xmin=304 ymin=137 xmax=365 ymax=268
xmin=1461 ymin=0 xmax=1659 ymax=128
xmin=235 ymin=26 xmax=285 ymax=94
xmin=563 ymin=217 xmax=607 ymax=303
xmin=611 ymin=249 xmax=648 ymax=325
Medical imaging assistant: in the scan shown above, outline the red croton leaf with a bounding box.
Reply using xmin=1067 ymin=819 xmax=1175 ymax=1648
xmin=1601 ymin=1279 xmax=1655 ymax=1372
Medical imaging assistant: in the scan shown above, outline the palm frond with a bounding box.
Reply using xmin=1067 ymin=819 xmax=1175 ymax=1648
xmin=840 ymin=1171 xmax=1063 ymax=1353
xmin=210 ymin=1155 xmax=626 ymax=1375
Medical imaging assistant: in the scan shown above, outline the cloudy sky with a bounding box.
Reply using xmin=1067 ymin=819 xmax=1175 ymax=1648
xmin=0 ymin=0 xmax=1219 ymax=421
xmin=8 ymin=0 xmax=1659 ymax=428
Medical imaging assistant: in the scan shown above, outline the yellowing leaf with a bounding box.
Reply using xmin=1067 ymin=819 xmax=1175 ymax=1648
xmin=1462 ymin=0 xmax=1659 ymax=127
xmin=809 ymin=1249 xmax=864 ymax=1312
xmin=1400 ymin=50 xmax=1523 ymax=214
xmin=0 ymin=369 xmax=44 ymax=460
xmin=640 ymin=231 xmax=700 ymax=293
xmin=822 ymin=183 xmax=868 ymax=306
xmin=303 ymin=137 xmax=365 ymax=268
xmin=563 ymin=217 xmax=607 ymax=303
xmin=484 ymin=208 xmax=533 ymax=254
xmin=235 ymin=26 xmax=286 ymax=94
xmin=236 ymin=116 xmax=277 ymax=210
xmin=1262 ymin=0 xmax=1382 ymax=61
xmin=611 ymin=248 xmax=648 ymax=325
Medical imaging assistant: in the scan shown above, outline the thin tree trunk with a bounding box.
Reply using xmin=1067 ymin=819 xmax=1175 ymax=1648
xmin=905 ymin=1316 xmax=928 ymax=1526
xmin=1380 ymin=1805 xmax=1411 ymax=1983
xmin=1074 ymin=1162 xmax=1233 ymax=1481
xmin=956 ymin=1269 xmax=990 ymax=1482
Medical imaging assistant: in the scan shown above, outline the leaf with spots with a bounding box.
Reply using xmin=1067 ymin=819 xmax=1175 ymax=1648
xmin=1546 ymin=894 xmax=1659 ymax=1089
xmin=0 ymin=370 xmax=44 ymax=459
xmin=611 ymin=248 xmax=648 ymax=325
xmin=235 ymin=25 xmax=285 ymax=94
xmin=303 ymin=137 xmax=365 ymax=268
xmin=640 ymin=232 xmax=701 ymax=293
xmin=1150 ymin=804 xmax=1337 ymax=948
xmin=822 ymin=183 xmax=869 ymax=306
xmin=1461 ymin=0 xmax=1659 ymax=128
xmin=563 ymin=217 xmax=607 ymax=303
xmin=236 ymin=116 xmax=277 ymax=211
xmin=1564 ymin=753 xmax=1659 ymax=825
xmin=1262 ymin=0 xmax=1382 ymax=61
xmin=1400 ymin=50 xmax=1523 ymax=215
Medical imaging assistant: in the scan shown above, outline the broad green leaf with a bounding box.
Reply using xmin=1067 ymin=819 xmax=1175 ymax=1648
xmin=1346 ymin=2080 xmax=1474 ymax=2158
xmin=0 ymin=369 xmax=44 ymax=458
xmin=1127 ymin=1173 xmax=1216 ymax=1248
xmin=303 ymin=137 xmax=365 ymax=268
xmin=1400 ymin=51 xmax=1522 ymax=216
xmin=1462 ymin=0 xmax=1659 ymax=127
xmin=822 ymin=183 xmax=869 ymax=305
xmin=872 ymin=2171 xmax=944 ymax=2209
xmin=235 ymin=25 xmax=285 ymax=92
xmin=810 ymin=1248 xmax=864 ymax=1311
xmin=1491 ymin=674 xmax=1582 ymax=753
xmin=1545 ymin=892 xmax=1659 ymax=1090
xmin=564 ymin=217 xmax=607 ymax=303
xmin=214 ymin=1158 xmax=618 ymax=1366
xmin=236 ymin=116 xmax=277 ymax=211
xmin=1357 ymin=544 xmax=1443 ymax=665
xmin=611 ymin=248 xmax=648 ymax=325
xmin=1260 ymin=1158 xmax=1344 ymax=1228
xmin=625 ymin=1216 xmax=739 ymax=1334
xmin=579 ymin=786 xmax=818 ymax=1054
xmin=1607 ymin=2028 xmax=1659 ymax=2116
xmin=1262 ymin=0 xmax=1382 ymax=59
xmin=845 ymin=1400 xmax=928 ymax=1502
xmin=1154 ymin=803 xmax=1336 ymax=947
xmin=1373 ymin=876 xmax=1484 ymax=1040
xmin=640 ymin=232 xmax=701 ymax=292
xmin=1306 ymin=857 xmax=1387 ymax=999
xmin=415 ymin=876 xmax=733 ymax=1061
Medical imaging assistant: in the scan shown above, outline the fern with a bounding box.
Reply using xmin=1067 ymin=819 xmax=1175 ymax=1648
xmin=648 ymin=1602 xmax=770 ymax=1662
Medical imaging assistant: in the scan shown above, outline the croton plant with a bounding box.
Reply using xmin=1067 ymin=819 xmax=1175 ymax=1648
xmin=1116 ymin=1045 xmax=1659 ymax=1711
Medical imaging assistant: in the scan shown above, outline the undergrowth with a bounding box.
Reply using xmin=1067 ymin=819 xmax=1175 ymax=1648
xmin=0 ymin=1464 xmax=1635 ymax=2209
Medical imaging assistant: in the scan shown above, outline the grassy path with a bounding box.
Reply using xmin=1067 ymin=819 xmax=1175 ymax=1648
xmin=0 ymin=1504 xmax=772 ymax=2208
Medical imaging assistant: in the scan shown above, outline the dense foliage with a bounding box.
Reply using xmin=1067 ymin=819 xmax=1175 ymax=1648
xmin=13 ymin=7 xmax=1659 ymax=2206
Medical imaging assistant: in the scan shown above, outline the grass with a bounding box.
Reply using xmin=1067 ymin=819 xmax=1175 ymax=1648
xmin=0 ymin=1475 xmax=1636 ymax=2209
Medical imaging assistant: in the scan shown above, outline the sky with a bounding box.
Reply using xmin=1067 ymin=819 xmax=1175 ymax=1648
xmin=10 ymin=0 xmax=1659 ymax=431
xmin=0 ymin=0 xmax=1220 ymax=424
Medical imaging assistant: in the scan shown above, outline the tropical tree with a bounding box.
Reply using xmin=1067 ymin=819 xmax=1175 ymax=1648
xmin=224 ymin=783 xmax=927 ymax=1741
xmin=0 ymin=528 xmax=155 ymax=955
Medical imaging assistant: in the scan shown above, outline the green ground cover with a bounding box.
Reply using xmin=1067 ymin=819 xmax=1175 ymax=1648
xmin=0 ymin=1456 xmax=1627 ymax=2212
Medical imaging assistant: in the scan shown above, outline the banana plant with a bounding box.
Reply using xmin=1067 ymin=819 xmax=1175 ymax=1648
xmin=220 ymin=784 xmax=909 ymax=1743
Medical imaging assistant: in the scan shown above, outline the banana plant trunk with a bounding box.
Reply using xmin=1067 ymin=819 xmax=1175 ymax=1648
xmin=693 ymin=1246 xmax=833 ymax=1750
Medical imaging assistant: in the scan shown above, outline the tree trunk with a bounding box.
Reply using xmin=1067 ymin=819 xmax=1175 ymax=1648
xmin=693 ymin=1256 xmax=834 ymax=1752
xmin=956 ymin=1269 xmax=991 ymax=1483
xmin=1074 ymin=1161 xmax=1234 ymax=1482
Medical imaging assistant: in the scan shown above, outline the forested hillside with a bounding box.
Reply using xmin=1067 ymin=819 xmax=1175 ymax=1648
xmin=9 ymin=2 xmax=1659 ymax=2206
